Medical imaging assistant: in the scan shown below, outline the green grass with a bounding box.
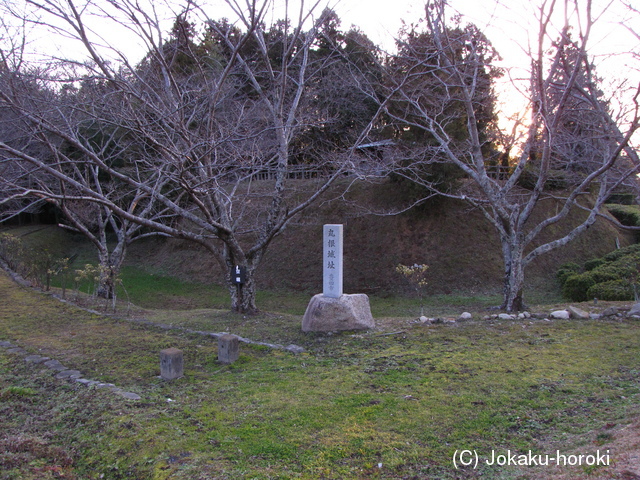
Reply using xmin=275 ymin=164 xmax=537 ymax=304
xmin=49 ymin=263 xmax=507 ymax=318
xmin=1 ymin=268 xmax=640 ymax=479
xmin=2 ymin=224 xmax=638 ymax=478
xmin=118 ymin=266 xmax=225 ymax=310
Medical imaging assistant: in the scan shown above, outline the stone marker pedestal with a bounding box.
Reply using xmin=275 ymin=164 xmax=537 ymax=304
xmin=218 ymin=334 xmax=239 ymax=364
xmin=302 ymin=293 xmax=375 ymax=332
xmin=160 ymin=348 xmax=183 ymax=380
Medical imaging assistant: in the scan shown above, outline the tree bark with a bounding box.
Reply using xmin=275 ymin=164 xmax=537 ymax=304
xmin=96 ymin=241 xmax=126 ymax=300
xmin=501 ymin=235 xmax=526 ymax=312
xmin=219 ymin=241 xmax=263 ymax=315
xmin=228 ymin=270 xmax=258 ymax=315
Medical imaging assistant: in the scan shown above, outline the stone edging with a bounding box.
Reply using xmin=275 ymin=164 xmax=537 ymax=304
xmin=0 ymin=340 xmax=142 ymax=400
xmin=113 ymin=314 xmax=306 ymax=354
xmin=1 ymin=259 xmax=305 ymax=354
xmin=49 ymin=295 xmax=306 ymax=354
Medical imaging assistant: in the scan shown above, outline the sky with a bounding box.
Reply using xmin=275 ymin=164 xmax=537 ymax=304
xmin=337 ymin=0 xmax=639 ymax=110
xmin=13 ymin=0 xmax=638 ymax=79
xmin=201 ymin=0 xmax=640 ymax=118
xmin=6 ymin=0 xmax=639 ymax=123
xmin=338 ymin=0 xmax=638 ymax=62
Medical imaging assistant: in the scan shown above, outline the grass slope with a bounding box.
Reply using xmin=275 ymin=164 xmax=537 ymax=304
xmin=3 ymin=179 xmax=630 ymax=309
xmin=119 ymin=180 xmax=632 ymax=304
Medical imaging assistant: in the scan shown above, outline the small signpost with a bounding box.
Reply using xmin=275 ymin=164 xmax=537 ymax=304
xmin=323 ymin=224 xmax=343 ymax=298
xmin=232 ymin=265 xmax=246 ymax=285
xmin=231 ymin=265 xmax=246 ymax=305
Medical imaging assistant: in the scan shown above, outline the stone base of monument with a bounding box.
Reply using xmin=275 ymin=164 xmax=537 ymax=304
xmin=302 ymin=294 xmax=375 ymax=332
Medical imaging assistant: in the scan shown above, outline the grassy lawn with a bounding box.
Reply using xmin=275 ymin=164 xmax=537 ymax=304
xmin=1 ymin=266 xmax=640 ymax=479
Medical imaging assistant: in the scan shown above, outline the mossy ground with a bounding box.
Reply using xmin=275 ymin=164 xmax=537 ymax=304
xmin=2 ymin=267 xmax=640 ymax=479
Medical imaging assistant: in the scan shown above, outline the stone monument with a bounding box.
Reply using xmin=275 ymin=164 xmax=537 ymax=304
xmin=302 ymin=224 xmax=374 ymax=332
xmin=323 ymin=224 xmax=343 ymax=298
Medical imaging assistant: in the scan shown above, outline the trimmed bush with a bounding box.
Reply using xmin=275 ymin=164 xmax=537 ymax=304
xmin=562 ymin=272 xmax=596 ymax=302
xmin=584 ymin=258 xmax=605 ymax=271
xmin=606 ymin=193 xmax=636 ymax=205
xmin=605 ymin=204 xmax=640 ymax=226
xmin=587 ymin=280 xmax=635 ymax=302
xmin=559 ymin=244 xmax=640 ymax=302
xmin=602 ymin=244 xmax=640 ymax=263
xmin=517 ymin=167 xmax=569 ymax=191
xmin=557 ymin=262 xmax=581 ymax=286
xmin=590 ymin=265 xmax=631 ymax=285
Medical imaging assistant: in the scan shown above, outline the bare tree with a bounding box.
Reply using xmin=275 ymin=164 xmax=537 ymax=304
xmin=0 ymin=54 xmax=172 ymax=299
xmin=0 ymin=0 xmax=371 ymax=314
xmin=0 ymin=123 xmax=168 ymax=301
xmin=377 ymin=0 xmax=640 ymax=311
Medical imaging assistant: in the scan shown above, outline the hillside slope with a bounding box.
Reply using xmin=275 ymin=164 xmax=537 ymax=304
xmin=128 ymin=179 xmax=633 ymax=300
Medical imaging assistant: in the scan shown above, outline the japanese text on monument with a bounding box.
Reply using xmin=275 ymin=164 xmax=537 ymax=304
xmin=323 ymin=224 xmax=343 ymax=298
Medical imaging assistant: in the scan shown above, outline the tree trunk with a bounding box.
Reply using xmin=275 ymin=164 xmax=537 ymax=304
xmin=228 ymin=266 xmax=258 ymax=315
xmin=96 ymin=265 xmax=117 ymax=299
xmin=218 ymin=237 xmax=267 ymax=315
xmin=96 ymin=260 xmax=119 ymax=299
xmin=501 ymin=236 xmax=526 ymax=312
xmin=96 ymin=242 xmax=126 ymax=300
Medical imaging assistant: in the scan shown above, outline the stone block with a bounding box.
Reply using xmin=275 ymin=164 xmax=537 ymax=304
xmin=25 ymin=355 xmax=48 ymax=363
xmin=218 ymin=334 xmax=239 ymax=364
xmin=629 ymin=303 xmax=640 ymax=316
xmin=302 ymin=293 xmax=375 ymax=332
xmin=44 ymin=359 xmax=67 ymax=371
xmin=6 ymin=347 xmax=26 ymax=355
xmin=567 ymin=306 xmax=590 ymax=319
xmin=550 ymin=310 xmax=570 ymax=320
xmin=55 ymin=370 xmax=82 ymax=380
xmin=117 ymin=391 xmax=142 ymax=400
xmin=160 ymin=348 xmax=183 ymax=380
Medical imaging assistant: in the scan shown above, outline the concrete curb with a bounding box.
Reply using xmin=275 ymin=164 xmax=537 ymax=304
xmin=0 ymin=340 xmax=142 ymax=400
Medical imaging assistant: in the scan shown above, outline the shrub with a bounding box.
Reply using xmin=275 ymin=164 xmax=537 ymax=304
xmin=584 ymin=258 xmax=605 ymax=271
xmin=0 ymin=233 xmax=72 ymax=291
xmin=556 ymin=262 xmax=581 ymax=286
xmin=517 ymin=167 xmax=569 ymax=190
xmin=590 ymin=265 xmax=630 ymax=285
xmin=587 ymin=280 xmax=635 ymax=302
xmin=605 ymin=204 xmax=640 ymax=227
xmin=388 ymin=162 xmax=465 ymax=210
xmin=396 ymin=263 xmax=429 ymax=316
xmin=0 ymin=233 xmax=25 ymax=272
xmin=602 ymin=244 xmax=640 ymax=263
xmin=562 ymin=272 xmax=596 ymax=302
xmin=559 ymin=244 xmax=640 ymax=302
xmin=606 ymin=193 xmax=636 ymax=205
